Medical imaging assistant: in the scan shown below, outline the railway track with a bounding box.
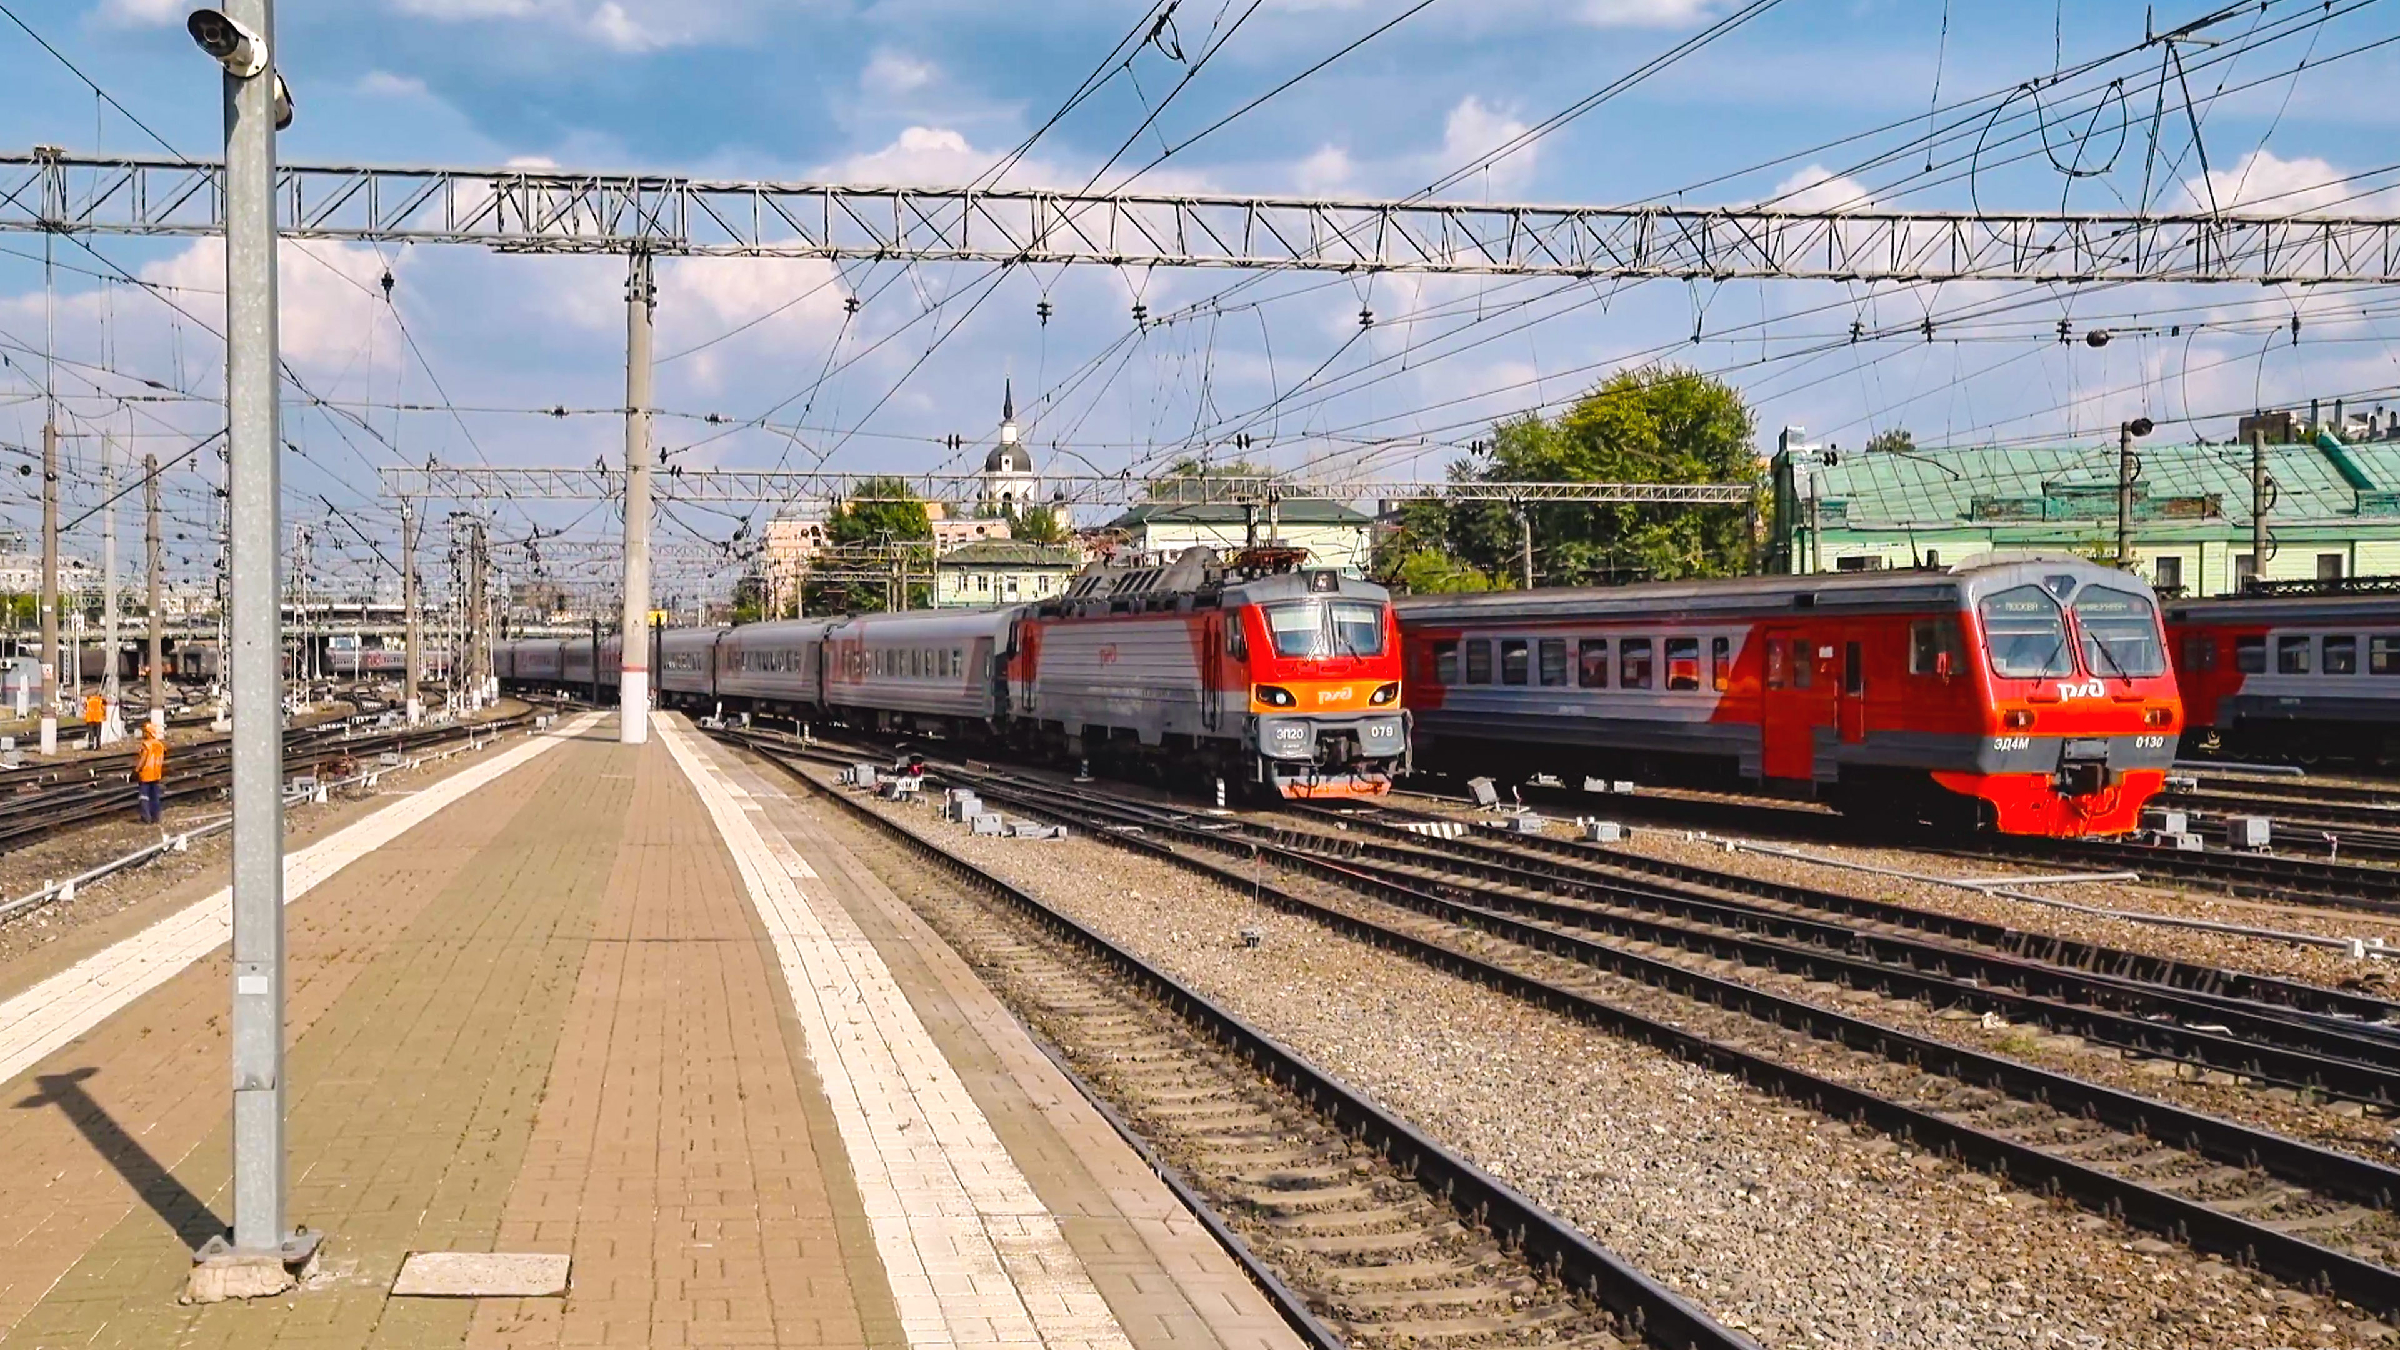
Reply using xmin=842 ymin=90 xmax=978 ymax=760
xmin=722 ymin=730 xmax=1752 ymax=1350
xmin=0 ymin=712 xmax=534 ymax=854
xmin=787 ymin=739 xmax=2400 ymax=1319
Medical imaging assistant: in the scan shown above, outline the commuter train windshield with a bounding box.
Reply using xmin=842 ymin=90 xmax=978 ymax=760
xmin=2072 ymin=586 xmax=2167 ymax=678
xmin=1978 ymin=586 xmax=2074 ymax=678
xmin=1263 ymin=600 xmax=1389 ymax=658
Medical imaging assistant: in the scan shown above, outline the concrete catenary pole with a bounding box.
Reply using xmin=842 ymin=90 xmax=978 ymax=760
xmin=400 ymin=502 xmax=420 ymax=723
xmin=618 ymin=250 xmax=654 ymax=745
xmin=145 ymin=453 xmax=162 ymax=733
xmin=102 ymin=436 xmax=119 ymax=740
xmin=2116 ymin=424 xmax=2136 ymax=568
xmin=2250 ymin=429 xmax=2272 ymax=592
xmin=218 ymin=0 xmax=299 ymax=1261
xmin=38 ymin=421 xmax=56 ymax=756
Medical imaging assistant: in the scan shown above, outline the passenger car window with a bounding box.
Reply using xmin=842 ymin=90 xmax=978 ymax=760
xmin=1665 ymin=638 xmax=1700 ymax=691
xmin=1791 ymin=639 xmax=1813 ymax=689
xmin=2179 ymin=634 xmax=2216 ymax=672
xmin=1766 ymin=640 xmax=1788 ymax=689
xmin=1909 ymin=617 xmax=1968 ymax=675
xmin=1620 ymin=638 xmax=1654 ymax=689
xmin=1578 ymin=639 xmax=1609 ymax=688
xmin=2373 ymin=636 xmax=2400 ymax=675
xmin=1711 ymin=636 xmax=1731 ymax=692
xmin=2235 ymin=635 xmax=2266 ymax=673
xmin=1432 ymin=640 xmax=1459 ymax=684
xmin=2072 ymin=586 xmax=2167 ymax=678
xmin=1978 ymin=585 xmax=2073 ymax=678
xmin=1465 ymin=639 xmax=1492 ymax=684
xmin=1501 ymin=639 xmax=1530 ymax=686
xmin=2277 ymin=635 xmax=2312 ymax=675
xmin=1538 ymin=638 xmax=1568 ymax=687
xmin=2326 ymin=635 xmax=2359 ymax=675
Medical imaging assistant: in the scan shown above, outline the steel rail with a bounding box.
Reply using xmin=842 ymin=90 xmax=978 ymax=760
xmin=719 ymin=730 xmax=1758 ymax=1350
xmin=911 ymin=758 xmax=2400 ymax=1313
xmin=1246 ymin=814 xmax=2400 ymax=1105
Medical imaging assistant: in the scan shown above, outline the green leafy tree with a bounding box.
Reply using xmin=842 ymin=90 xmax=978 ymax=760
xmin=730 ymin=569 xmax=770 ymax=624
xmin=1403 ymin=367 xmax=1760 ymax=588
xmin=1865 ymin=427 xmax=1915 ymax=455
xmin=1011 ymin=503 xmax=1069 ymax=545
xmin=1379 ymin=547 xmax=1499 ymax=594
xmin=804 ymin=477 xmax=934 ymax=614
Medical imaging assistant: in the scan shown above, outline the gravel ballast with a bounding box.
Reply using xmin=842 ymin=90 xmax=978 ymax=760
xmin=819 ymin=772 xmax=2392 ymax=1349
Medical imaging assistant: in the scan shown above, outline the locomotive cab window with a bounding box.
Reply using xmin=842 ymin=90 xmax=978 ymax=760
xmin=1711 ymin=636 xmax=1731 ymax=692
xmin=1620 ymin=638 xmax=1654 ymax=689
xmin=1501 ymin=639 xmax=1530 ymax=686
xmin=1978 ymin=586 xmax=2073 ymax=678
xmin=1538 ymin=638 xmax=1568 ymax=687
xmin=1330 ymin=601 xmax=1388 ymax=657
xmin=1264 ymin=603 xmax=1325 ymax=658
xmin=2235 ymin=636 xmax=2266 ymax=673
xmin=2326 ymin=635 xmax=2360 ymax=675
xmin=1465 ymin=639 xmax=1493 ymax=684
xmin=2071 ymin=586 xmax=2166 ymax=678
xmin=1578 ymin=639 xmax=1609 ymax=688
xmin=1432 ymin=640 xmax=1460 ymax=684
xmin=1909 ymin=617 xmax=1968 ymax=675
xmin=1665 ymin=638 xmax=1700 ymax=692
xmin=2277 ymin=635 xmax=2312 ymax=675
xmin=2372 ymin=635 xmax=2400 ymax=675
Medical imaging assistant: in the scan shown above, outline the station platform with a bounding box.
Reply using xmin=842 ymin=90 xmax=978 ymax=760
xmin=0 ymin=713 xmax=1301 ymax=1350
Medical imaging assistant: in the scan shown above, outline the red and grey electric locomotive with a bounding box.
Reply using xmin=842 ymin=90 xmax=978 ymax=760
xmin=503 ymin=546 xmax=1408 ymax=799
xmin=1399 ymin=552 xmax=2180 ymax=836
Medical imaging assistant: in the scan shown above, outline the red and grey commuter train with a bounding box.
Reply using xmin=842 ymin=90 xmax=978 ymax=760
xmin=498 ymin=547 xmax=1408 ymax=798
xmin=1398 ymin=553 xmax=2181 ymax=836
xmin=2166 ymin=589 xmax=2400 ymax=763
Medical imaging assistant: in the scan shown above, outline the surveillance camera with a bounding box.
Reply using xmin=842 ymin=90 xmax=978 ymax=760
xmin=272 ymin=72 xmax=293 ymax=129
xmin=186 ymin=8 xmax=267 ymax=79
xmin=2126 ymin=417 xmax=2156 ymax=438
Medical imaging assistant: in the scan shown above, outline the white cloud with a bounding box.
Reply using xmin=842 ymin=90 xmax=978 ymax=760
xmin=862 ymin=48 xmax=936 ymax=96
xmin=94 ymin=0 xmax=182 ymax=25
xmin=588 ymin=2 xmax=665 ymax=50
xmin=384 ymin=0 xmax=722 ymax=49
xmin=1575 ymin=0 xmax=1722 ymax=25
xmin=1432 ymin=97 xmax=1536 ymax=196
xmin=1294 ymin=145 xmax=1355 ymax=195
xmin=658 ymin=256 xmax=850 ymax=391
xmin=391 ymin=0 xmax=541 ymax=15
xmin=138 ymin=240 xmax=406 ymax=370
xmin=2181 ymin=149 xmax=2393 ymax=216
xmin=824 ymin=127 xmax=995 ymax=187
xmin=504 ymin=155 xmax=562 ymax=170
xmin=1765 ymin=163 xmax=1875 ymax=212
xmin=357 ymin=71 xmax=432 ymax=99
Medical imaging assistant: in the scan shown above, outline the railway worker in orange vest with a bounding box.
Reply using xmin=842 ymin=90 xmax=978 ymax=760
xmin=135 ymin=722 xmax=166 ymax=824
xmin=82 ymin=691 xmax=105 ymax=751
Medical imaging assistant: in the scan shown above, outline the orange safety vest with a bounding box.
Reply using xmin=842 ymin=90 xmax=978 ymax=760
xmin=83 ymin=694 xmax=105 ymax=725
xmin=136 ymin=736 xmax=165 ymax=783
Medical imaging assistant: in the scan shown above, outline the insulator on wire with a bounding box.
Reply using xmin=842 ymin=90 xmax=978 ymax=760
xmin=1036 ymin=298 xmax=1053 ymax=326
xmin=1359 ymin=306 xmax=1374 ymax=329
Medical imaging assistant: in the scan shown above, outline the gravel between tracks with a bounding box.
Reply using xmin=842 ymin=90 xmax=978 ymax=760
xmin=1409 ymin=791 xmax=2400 ymax=998
xmin=826 ymin=773 xmax=2391 ymax=1349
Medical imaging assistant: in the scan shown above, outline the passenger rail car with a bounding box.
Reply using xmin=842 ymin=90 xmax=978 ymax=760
xmin=2166 ymin=592 xmax=2400 ymax=763
xmin=1399 ymin=553 xmax=2179 ymax=836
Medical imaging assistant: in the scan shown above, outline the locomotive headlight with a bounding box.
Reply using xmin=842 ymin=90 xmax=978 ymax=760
xmin=2144 ymin=706 xmax=2174 ymax=727
xmin=1255 ymin=684 xmax=1297 ymax=707
xmin=1369 ymin=682 xmax=1400 ymax=705
xmin=2003 ymin=709 xmax=2036 ymax=729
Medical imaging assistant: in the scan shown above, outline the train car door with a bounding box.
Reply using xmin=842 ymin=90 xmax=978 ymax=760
xmin=1760 ymin=626 xmax=1813 ymax=779
xmin=1200 ymin=614 xmax=1224 ymax=732
xmin=1837 ymin=635 xmax=1867 ymax=743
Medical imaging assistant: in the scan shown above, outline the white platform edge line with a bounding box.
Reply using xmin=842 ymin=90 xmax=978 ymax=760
xmin=0 ymin=713 xmax=602 ymax=1088
xmin=657 ymin=717 xmax=1135 ymax=1350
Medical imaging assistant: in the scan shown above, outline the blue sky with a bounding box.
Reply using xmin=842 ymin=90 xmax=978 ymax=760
xmin=2 ymin=0 xmax=2397 ymax=597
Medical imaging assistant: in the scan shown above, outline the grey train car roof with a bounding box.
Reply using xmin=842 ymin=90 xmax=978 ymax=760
xmin=2165 ymin=594 xmax=2400 ymax=626
xmin=1394 ymin=552 xmax=2131 ymax=626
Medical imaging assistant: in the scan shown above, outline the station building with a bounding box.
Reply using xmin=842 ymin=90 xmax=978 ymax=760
xmin=1769 ymin=427 xmax=2400 ymax=597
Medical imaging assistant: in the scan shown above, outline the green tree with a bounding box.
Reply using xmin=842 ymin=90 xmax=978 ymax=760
xmin=1865 ymin=427 xmax=1915 ymax=455
xmin=1404 ymin=367 xmax=1760 ymax=588
xmin=1011 ymin=503 xmax=1069 ymax=545
xmin=730 ymin=569 xmax=770 ymax=624
xmin=804 ymin=477 xmax=934 ymax=615
xmin=1380 ymin=547 xmax=1499 ymax=594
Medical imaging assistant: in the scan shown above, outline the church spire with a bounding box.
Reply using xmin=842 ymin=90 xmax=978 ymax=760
xmin=998 ymin=378 xmax=1019 ymax=446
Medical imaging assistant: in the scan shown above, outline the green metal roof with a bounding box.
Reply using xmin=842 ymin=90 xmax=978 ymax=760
xmin=1808 ymin=439 xmax=2400 ymax=531
xmin=936 ymin=540 xmax=1081 ymax=567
